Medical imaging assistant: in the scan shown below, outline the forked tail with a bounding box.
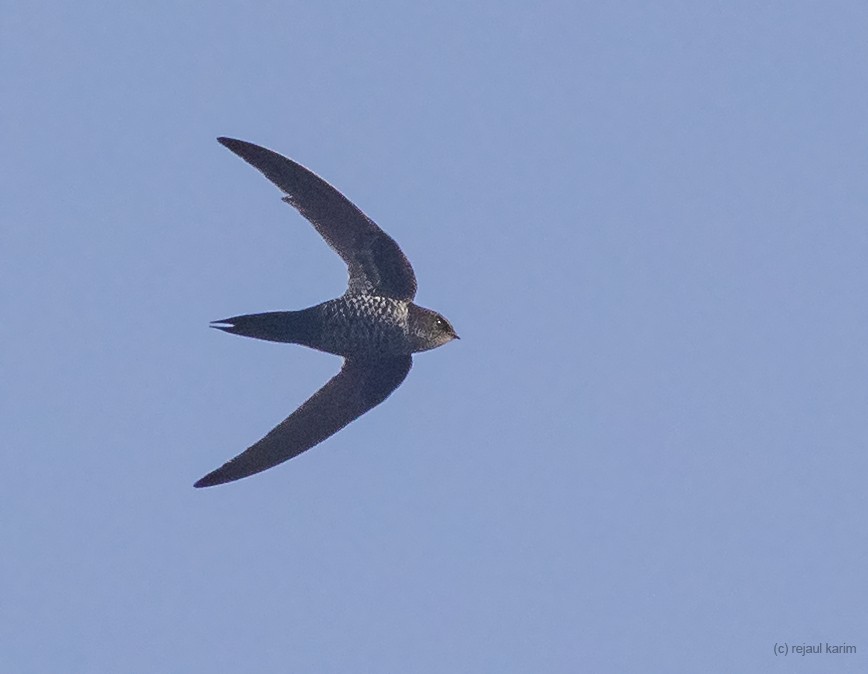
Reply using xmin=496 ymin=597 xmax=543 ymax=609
xmin=210 ymin=310 xmax=318 ymax=345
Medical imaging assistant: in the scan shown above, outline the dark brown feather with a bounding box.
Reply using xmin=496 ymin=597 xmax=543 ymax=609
xmin=194 ymin=356 xmax=412 ymax=487
xmin=217 ymin=137 xmax=417 ymax=300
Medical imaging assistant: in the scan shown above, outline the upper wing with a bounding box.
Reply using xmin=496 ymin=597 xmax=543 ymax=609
xmin=218 ymin=137 xmax=417 ymax=301
xmin=194 ymin=355 xmax=413 ymax=487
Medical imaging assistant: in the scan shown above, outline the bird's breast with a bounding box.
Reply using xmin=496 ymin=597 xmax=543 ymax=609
xmin=314 ymin=296 xmax=412 ymax=357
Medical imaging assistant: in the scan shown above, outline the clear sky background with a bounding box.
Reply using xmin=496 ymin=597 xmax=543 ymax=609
xmin=3 ymin=2 xmax=867 ymax=672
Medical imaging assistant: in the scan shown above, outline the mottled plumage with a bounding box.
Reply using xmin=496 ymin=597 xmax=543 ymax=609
xmin=195 ymin=138 xmax=457 ymax=488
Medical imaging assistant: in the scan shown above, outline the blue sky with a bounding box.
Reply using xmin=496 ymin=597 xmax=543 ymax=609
xmin=3 ymin=2 xmax=867 ymax=672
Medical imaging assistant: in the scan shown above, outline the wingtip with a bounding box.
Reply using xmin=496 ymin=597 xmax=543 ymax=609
xmin=217 ymin=136 xmax=244 ymax=152
xmin=194 ymin=470 xmax=226 ymax=488
xmin=195 ymin=458 xmax=247 ymax=488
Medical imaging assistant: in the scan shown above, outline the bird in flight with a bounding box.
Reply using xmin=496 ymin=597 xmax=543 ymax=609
xmin=195 ymin=138 xmax=458 ymax=488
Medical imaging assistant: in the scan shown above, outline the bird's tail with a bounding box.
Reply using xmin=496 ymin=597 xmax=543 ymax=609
xmin=210 ymin=310 xmax=318 ymax=345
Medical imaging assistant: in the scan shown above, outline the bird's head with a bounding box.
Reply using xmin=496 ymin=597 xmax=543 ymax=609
xmin=408 ymin=305 xmax=459 ymax=352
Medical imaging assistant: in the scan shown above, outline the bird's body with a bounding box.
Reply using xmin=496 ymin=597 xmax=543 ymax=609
xmin=195 ymin=138 xmax=457 ymax=488
xmin=216 ymin=295 xmax=453 ymax=357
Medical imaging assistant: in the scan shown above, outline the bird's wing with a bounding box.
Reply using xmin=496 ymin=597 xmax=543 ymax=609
xmin=194 ymin=355 xmax=413 ymax=487
xmin=218 ymin=137 xmax=417 ymax=301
